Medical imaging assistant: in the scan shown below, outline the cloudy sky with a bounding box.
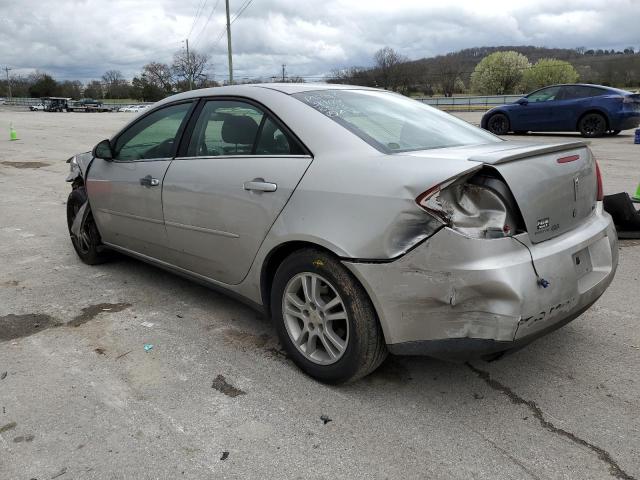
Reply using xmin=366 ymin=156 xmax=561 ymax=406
xmin=1 ymin=0 xmax=639 ymax=82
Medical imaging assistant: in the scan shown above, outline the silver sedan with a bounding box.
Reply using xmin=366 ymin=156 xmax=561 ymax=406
xmin=65 ymin=84 xmax=618 ymax=383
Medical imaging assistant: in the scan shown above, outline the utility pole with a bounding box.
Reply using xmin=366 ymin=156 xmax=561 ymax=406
xmin=185 ymin=38 xmax=193 ymax=90
xmin=3 ymin=66 xmax=12 ymax=101
xmin=281 ymin=64 xmax=286 ymax=82
xmin=225 ymin=0 xmax=233 ymax=85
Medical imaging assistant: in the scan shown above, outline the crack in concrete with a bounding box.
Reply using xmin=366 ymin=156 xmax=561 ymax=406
xmin=467 ymin=363 xmax=635 ymax=480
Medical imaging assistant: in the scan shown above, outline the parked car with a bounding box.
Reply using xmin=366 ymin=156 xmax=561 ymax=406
xmin=30 ymin=103 xmax=46 ymax=111
xmin=482 ymin=83 xmax=640 ymax=137
xmin=65 ymin=84 xmax=618 ymax=383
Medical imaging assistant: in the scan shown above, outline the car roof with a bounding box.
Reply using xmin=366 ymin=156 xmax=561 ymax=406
xmin=536 ymin=83 xmax=631 ymax=95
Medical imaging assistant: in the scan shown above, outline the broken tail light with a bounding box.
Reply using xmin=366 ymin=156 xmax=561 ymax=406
xmin=595 ymin=160 xmax=604 ymax=201
xmin=416 ymin=172 xmax=521 ymax=239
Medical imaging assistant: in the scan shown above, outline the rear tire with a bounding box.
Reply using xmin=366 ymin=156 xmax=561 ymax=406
xmin=579 ymin=113 xmax=607 ymax=137
xmin=271 ymin=249 xmax=387 ymax=384
xmin=487 ymin=113 xmax=510 ymax=135
xmin=66 ymin=188 xmax=110 ymax=265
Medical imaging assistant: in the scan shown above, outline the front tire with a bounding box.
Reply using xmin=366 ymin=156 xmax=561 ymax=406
xmin=579 ymin=113 xmax=607 ymax=137
xmin=66 ymin=188 xmax=110 ymax=265
xmin=487 ymin=113 xmax=510 ymax=135
xmin=271 ymin=249 xmax=387 ymax=384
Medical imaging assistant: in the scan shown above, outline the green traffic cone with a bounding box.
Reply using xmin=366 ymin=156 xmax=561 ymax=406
xmin=633 ymin=182 xmax=640 ymax=203
xmin=9 ymin=123 xmax=18 ymax=141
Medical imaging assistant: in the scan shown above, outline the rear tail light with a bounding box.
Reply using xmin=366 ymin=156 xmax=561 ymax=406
xmin=415 ymin=173 xmax=519 ymax=239
xmin=595 ymin=160 xmax=604 ymax=201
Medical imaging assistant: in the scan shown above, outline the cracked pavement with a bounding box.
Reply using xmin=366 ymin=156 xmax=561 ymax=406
xmin=1 ymin=109 xmax=638 ymax=479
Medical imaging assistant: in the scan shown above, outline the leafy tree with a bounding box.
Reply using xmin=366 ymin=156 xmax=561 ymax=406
xmin=57 ymin=80 xmax=83 ymax=99
xmin=83 ymin=80 xmax=104 ymax=99
xmin=470 ymin=51 xmax=530 ymax=94
xmin=28 ymin=72 xmax=58 ymax=97
xmin=520 ymin=58 xmax=579 ymax=92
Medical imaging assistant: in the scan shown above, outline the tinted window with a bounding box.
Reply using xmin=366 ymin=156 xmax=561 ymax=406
xmin=113 ymin=102 xmax=192 ymax=161
xmin=558 ymin=85 xmax=604 ymax=100
xmin=293 ymin=89 xmax=498 ymax=153
xmin=188 ymin=100 xmax=303 ymax=156
xmin=255 ymin=117 xmax=303 ymax=155
xmin=527 ymin=86 xmax=561 ymax=102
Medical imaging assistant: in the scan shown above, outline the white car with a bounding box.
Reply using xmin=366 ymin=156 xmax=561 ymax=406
xmin=30 ymin=103 xmax=46 ymax=111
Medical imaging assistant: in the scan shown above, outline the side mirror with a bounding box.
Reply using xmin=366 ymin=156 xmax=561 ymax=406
xmin=93 ymin=139 xmax=113 ymax=160
xmin=516 ymin=98 xmax=529 ymax=106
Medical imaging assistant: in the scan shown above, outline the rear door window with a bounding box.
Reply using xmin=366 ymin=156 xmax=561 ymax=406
xmin=187 ymin=100 xmax=303 ymax=156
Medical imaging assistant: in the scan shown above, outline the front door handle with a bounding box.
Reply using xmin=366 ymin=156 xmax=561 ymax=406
xmin=243 ymin=178 xmax=277 ymax=192
xmin=140 ymin=175 xmax=160 ymax=187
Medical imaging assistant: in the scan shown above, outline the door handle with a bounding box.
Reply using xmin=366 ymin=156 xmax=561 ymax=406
xmin=243 ymin=178 xmax=277 ymax=192
xmin=140 ymin=175 xmax=160 ymax=187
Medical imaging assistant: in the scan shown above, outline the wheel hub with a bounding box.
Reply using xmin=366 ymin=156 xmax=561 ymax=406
xmin=282 ymin=272 xmax=349 ymax=365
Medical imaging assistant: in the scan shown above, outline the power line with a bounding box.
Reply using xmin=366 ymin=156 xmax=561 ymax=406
xmin=192 ymin=0 xmax=222 ymax=48
xmin=187 ymin=0 xmax=209 ymax=39
xmin=231 ymin=0 xmax=254 ymax=24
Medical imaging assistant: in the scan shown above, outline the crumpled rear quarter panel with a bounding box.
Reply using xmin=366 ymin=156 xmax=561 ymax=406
xmin=343 ymin=209 xmax=618 ymax=350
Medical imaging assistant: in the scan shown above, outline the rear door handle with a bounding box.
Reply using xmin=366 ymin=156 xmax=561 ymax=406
xmin=140 ymin=175 xmax=160 ymax=187
xmin=243 ymin=178 xmax=277 ymax=192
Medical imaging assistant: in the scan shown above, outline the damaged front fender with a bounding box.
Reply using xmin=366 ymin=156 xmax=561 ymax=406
xmin=65 ymin=151 xmax=94 ymax=183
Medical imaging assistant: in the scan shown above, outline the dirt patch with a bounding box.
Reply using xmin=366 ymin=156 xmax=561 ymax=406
xmin=1 ymin=303 xmax=131 ymax=341
xmin=2 ymin=280 xmax=20 ymax=287
xmin=222 ymin=327 xmax=272 ymax=350
xmin=0 ymin=313 xmax=61 ymax=342
xmin=211 ymin=374 xmax=246 ymax=397
xmin=619 ymin=239 xmax=640 ymax=248
xmin=13 ymin=434 xmax=35 ymax=443
xmin=1 ymin=161 xmax=50 ymax=169
xmin=0 ymin=421 xmax=17 ymax=433
xmin=68 ymin=303 xmax=131 ymax=327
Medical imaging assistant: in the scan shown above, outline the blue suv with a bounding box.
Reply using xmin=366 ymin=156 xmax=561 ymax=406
xmin=481 ymin=84 xmax=640 ymax=137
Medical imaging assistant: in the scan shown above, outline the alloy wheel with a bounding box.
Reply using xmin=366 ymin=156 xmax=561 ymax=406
xmin=282 ymin=272 xmax=349 ymax=365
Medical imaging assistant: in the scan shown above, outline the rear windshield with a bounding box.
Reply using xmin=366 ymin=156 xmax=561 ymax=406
xmin=293 ymin=89 xmax=499 ymax=153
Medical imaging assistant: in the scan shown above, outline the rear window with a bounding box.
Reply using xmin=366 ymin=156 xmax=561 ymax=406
xmin=293 ymin=89 xmax=499 ymax=153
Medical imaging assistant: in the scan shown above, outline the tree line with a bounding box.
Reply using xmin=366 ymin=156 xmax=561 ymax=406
xmin=0 ymin=47 xmax=217 ymax=101
xmin=2 ymin=44 xmax=639 ymax=101
xmin=329 ymin=45 xmax=640 ymax=96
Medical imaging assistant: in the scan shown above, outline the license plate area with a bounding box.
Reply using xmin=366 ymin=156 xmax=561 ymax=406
xmin=573 ymin=247 xmax=593 ymax=277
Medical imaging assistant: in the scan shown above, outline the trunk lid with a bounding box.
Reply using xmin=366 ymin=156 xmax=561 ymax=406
xmin=405 ymin=141 xmax=598 ymax=243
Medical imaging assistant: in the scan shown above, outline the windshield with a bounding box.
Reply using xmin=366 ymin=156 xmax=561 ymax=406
xmin=293 ymin=89 xmax=499 ymax=153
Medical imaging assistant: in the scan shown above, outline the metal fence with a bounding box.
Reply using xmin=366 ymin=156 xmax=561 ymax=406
xmin=3 ymin=95 xmax=521 ymax=112
xmin=415 ymin=95 xmax=522 ymax=111
xmin=1 ymin=97 xmax=153 ymax=108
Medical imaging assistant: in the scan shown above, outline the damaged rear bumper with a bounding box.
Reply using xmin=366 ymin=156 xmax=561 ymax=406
xmin=343 ymin=206 xmax=618 ymax=360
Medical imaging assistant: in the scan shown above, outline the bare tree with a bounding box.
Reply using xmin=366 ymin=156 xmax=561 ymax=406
xmin=101 ymin=70 xmax=129 ymax=99
xmin=373 ymin=47 xmax=407 ymax=90
xmin=172 ymin=48 xmax=211 ymax=90
xmin=433 ymin=55 xmax=463 ymax=97
xmin=142 ymin=62 xmax=174 ymax=93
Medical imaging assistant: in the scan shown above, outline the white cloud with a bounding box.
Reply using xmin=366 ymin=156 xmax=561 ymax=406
xmin=1 ymin=0 xmax=639 ymax=82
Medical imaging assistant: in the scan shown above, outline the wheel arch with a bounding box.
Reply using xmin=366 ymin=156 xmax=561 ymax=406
xmin=482 ymin=109 xmax=508 ymax=129
xmin=259 ymin=240 xmax=386 ymax=344
xmin=576 ymin=109 xmax=610 ymax=131
xmin=260 ymin=240 xmax=342 ymax=316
